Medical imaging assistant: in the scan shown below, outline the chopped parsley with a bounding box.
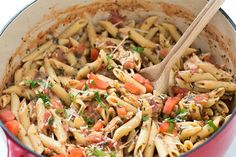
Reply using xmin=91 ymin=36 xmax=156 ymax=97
xmin=83 ymin=116 xmax=95 ymax=128
xmin=36 ymin=92 xmax=50 ymax=106
xmin=69 ymin=93 xmax=76 ymax=101
xmin=103 ymin=93 xmax=109 ymax=99
xmin=174 ymin=108 xmax=188 ymax=122
xmin=93 ymin=148 xmax=107 ymax=156
xmin=167 ymin=118 xmax=175 ymax=133
xmin=109 ymin=152 xmax=116 ymax=157
xmin=25 ymin=80 xmax=42 ymax=89
xmin=131 ymin=46 xmax=144 ymax=53
xmin=94 ymin=91 xmax=106 ymax=109
xmin=142 ymin=115 xmax=149 ymax=122
xmin=83 ymin=83 xmax=89 ymax=91
xmin=207 ymin=120 xmax=218 ymax=131
xmin=106 ymin=53 xmax=112 ymax=71
xmin=48 ymin=116 xmax=54 ymax=125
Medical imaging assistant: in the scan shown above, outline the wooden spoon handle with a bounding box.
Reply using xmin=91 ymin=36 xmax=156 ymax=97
xmin=155 ymin=0 xmax=225 ymax=93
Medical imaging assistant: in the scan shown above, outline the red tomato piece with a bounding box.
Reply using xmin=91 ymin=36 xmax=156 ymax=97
xmin=5 ymin=120 xmax=19 ymax=136
xmin=90 ymin=48 xmax=99 ymax=61
xmin=163 ymin=97 xmax=180 ymax=115
xmin=0 ymin=109 xmax=15 ymax=123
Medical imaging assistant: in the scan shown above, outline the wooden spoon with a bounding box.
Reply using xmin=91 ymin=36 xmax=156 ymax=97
xmin=140 ymin=0 xmax=225 ymax=93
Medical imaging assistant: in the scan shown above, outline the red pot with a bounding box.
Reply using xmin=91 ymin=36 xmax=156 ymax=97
xmin=0 ymin=0 xmax=235 ymax=157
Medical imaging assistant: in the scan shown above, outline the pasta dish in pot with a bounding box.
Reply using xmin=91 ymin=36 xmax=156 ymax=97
xmin=0 ymin=10 xmax=235 ymax=157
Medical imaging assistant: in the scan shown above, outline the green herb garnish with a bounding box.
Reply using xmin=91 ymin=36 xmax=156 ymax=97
xmin=131 ymin=46 xmax=144 ymax=53
xmin=106 ymin=53 xmax=112 ymax=71
xmin=103 ymin=93 xmax=109 ymax=99
xmin=25 ymin=80 xmax=42 ymax=89
xmin=36 ymin=92 xmax=50 ymax=106
xmin=94 ymin=91 xmax=106 ymax=109
xmin=142 ymin=115 xmax=149 ymax=122
xmin=93 ymin=148 xmax=107 ymax=156
xmin=175 ymin=108 xmax=188 ymax=122
xmin=69 ymin=93 xmax=76 ymax=101
xmin=109 ymin=152 xmax=116 ymax=157
xmin=83 ymin=83 xmax=89 ymax=91
xmin=48 ymin=116 xmax=54 ymax=125
xmin=83 ymin=116 xmax=95 ymax=128
xmin=207 ymin=120 xmax=218 ymax=131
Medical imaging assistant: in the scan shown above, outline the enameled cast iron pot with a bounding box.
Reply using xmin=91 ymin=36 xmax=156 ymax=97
xmin=0 ymin=0 xmax=235 ymax=157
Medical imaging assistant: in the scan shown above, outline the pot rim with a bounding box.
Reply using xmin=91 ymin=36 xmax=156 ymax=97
xmin=0 ymin=1 xmax=235 ymax=157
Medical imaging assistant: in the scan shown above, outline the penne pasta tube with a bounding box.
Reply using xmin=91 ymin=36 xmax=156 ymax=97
xmin=140 ymin=16 xmax=158 ymax=31
xmin=18 ymin=99 xmax=30 ymax=131
xmin=162 ymin=23 xmax=181 ymax=42
xmin=76 ymin=57 xmax=102 ymax=79
xmin=106 ymin=95 xmax=138 ymax=113
xmin=50 ymin=81 xmax=71 ymax=106
xmin=197 ymin=62 xmax=233 ymax=81
xmin=11 ymin=93 xmax=20 ymax=120
xmin=18 ymin=124 xmax=34 ymax=150
xmin=51 ymin=111 xmax=68 ymax=143
xmin=3 ymin=85 xmax=35 ymax=99
xmin=44 ymin=58 xmax=60 ymax=83
xmin=128 ymin=29 xmax=156 ymax=48
xmin=87 ymin=20 xmax=97 ymax=46
xmin=14 ymin=68 xmax=23 ymax=84
xmin=72 ymin=130 xmax=87 ymax=145
xmin=23 ymin=40 xmax=53 ymax=62
xmin=143 ymin=48 xmax=160 ymax=64
xmin=49 ymin=58 xmax=77 ymax=76
xmin=39 ymin=133 xmax=67 ymax=155
xmin=178 ymin=122 xmax=202 ymax=141
xmin=144 ymin=121 xmax=158 ymax=157
xmin=145 ymin=27 xmax=159 ymax=40
xmin=36 ymin=99 xmax=46 ymax=130
xmin=155 ymin=134 xmax=169 ymax=157
xmin=99 ymin=21 xmax=118 ymax=37
xmin=59 ymin=19 xmax=87 ymax=38
xmin=0 ymin=95 xmax=11 ymax=108
xmin=113 ymin=110 xmax=142 ymax=141
xmin=178 ymin=71 xmax=217 ymax=83
xmin=194 ymin=80 xmax=236 ymax=92
xmin=28 ymin=124 xmax=44 ymax=154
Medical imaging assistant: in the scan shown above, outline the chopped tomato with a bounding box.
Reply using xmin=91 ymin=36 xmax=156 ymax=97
xmin=193 ymin=93 xmax=209 ymax=106
xmin=159 ymin=48 xmax=169 ymax=58
xmin=52 ymin=154 xmax=66 ymax=157
xmin=93 ymin=120 xmax=104 ymax=131
xmin=171 ymin=86 xmax=189 ymax=95
xmin=51 ymin=98 xmax=63 ymax=109
xmin=163 ymin=97 xmax=180 ymax=115
xmin=203 ymin=54 xmax=214 ymax=63
xmin=108 ymin=10 xmax=125 ymax=27
xmin=5 ymin=120 xmax=19 ymax=136
xmin=88 ymin=73 xmax=109 ymax=90
xmin=160 ymin=121 xmax=177 ymax=135
xmin=0 ymin=109 xmax=15 ymax=123
xmin=69 ymin=148 xmax=85 ymax=157
xmin=43 ymin=88 xmax=49 ymax=95
xmin=133 ymin=74 xmax=147 ymax=84
xmin=52 ymin=48 xmax=65 ymax=62
xmin=124 ymin=83 xmax=141 ymax=95
xmin=90 ymin=48 xmax=99 ymax=61
xmin=133 ymin=74 xmax=153 ymax=93
xmin=44 ymin=111 xmax=52 ymax=123
xmin=70 ymin=43 xmax=86 ymax=55
xmin=116 ymin=106 xmax=127 ymax=116
xmin=144 ymin=82 xmax=154 ymax=93
xmin=123 ymin=61 xmax=136 ymax=69
xmin=86 ymin=134 xmax=103 ymax=144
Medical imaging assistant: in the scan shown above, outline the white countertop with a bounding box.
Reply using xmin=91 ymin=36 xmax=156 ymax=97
xmin=0 ymin=0 xmax=235 ymax=157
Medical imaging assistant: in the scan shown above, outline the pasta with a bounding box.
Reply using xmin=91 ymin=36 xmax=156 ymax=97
xmin=0 ymin=10 xmax=235 ymax=157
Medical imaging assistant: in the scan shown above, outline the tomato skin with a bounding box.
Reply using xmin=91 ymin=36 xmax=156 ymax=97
xmin=160 ymin=121 xmax=177 ymax=136
xmin=124 ymin=83 xmax=141 ymax=95
xmin=163 ymin=96 xmax=180 ymax=115
xmin=123 ymin=61 xmax=136 ymax=69
xmin=50 ymin=98 xmax=63 ymax=109
xmin=5 ymin=120 xmax=19 ymax=136
xmin=0 ymin=109 xmax=15 ymax=123
xmin=116 ymin=106 xmax=127 ymax=116
xmin=70 ymin=43 xmax=86 ymax=55
xmin=159 ymin=48 xmax=169 ymax=58
xmin=87 ymin=73 xmax=109 ymax=90
xmin=44 ymin=111 xmax=52 ymax=123
xmin=69 ymin=148 xmax=85 ymax=157
xmin=93 ymin=120 xmax=104 ymax=131
xmin=193 ymin=93 xmax=209 ymax=106
xmin=133 ymin=74 xmax=153 ymax=93
xmin=171 ymin=86 xmax=189 ymax=95
xmin=90 ymin=48 xmax=99 ymax=61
